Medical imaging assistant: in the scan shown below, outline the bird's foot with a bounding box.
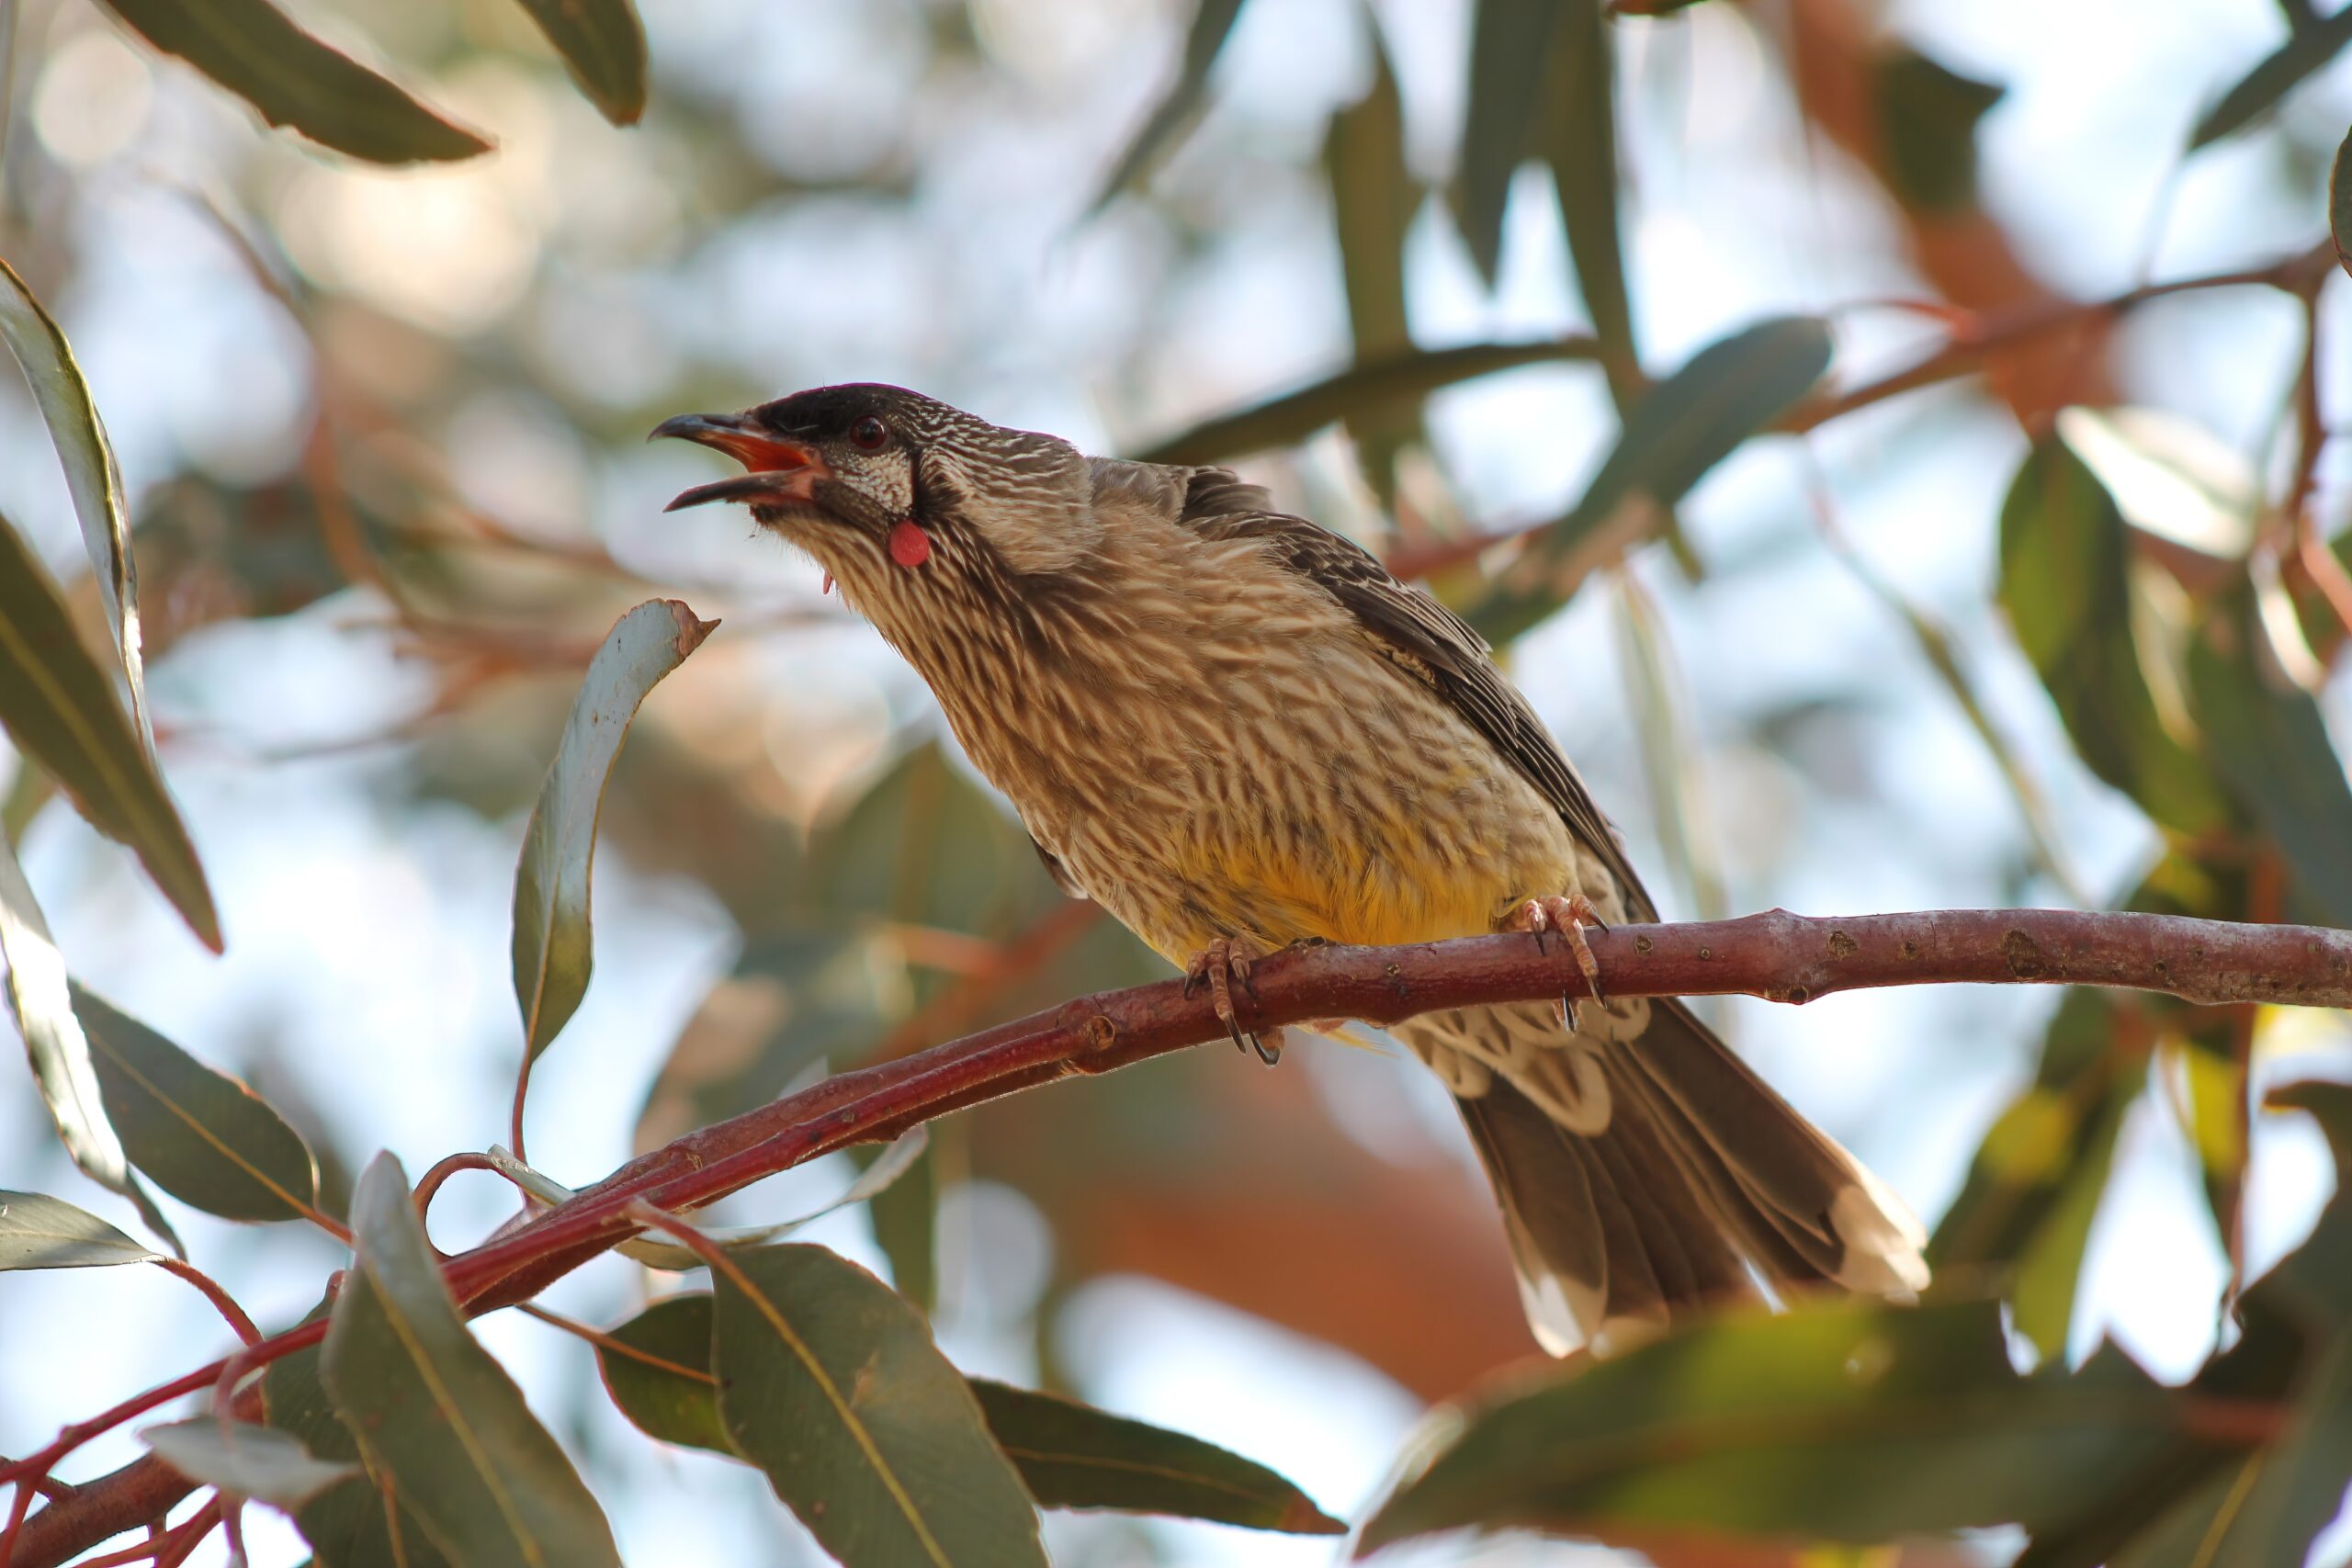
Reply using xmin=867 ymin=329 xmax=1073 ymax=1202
xmin=1504 ymin=894 xmax=1608 ymax=1032
xmin=1182 ymin=936 xmax=1282 ymax=1065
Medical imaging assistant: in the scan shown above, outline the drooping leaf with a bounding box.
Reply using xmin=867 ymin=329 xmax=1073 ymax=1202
xmin=322 ymin=1154 xmax=622 ymax=1567
xmin=598 ymin=1292 xmax=1342 ymax=1534
xmin=95 ymin=0 xmax=490 ymax=164
xmin=510 ymin=0 xmax=646 ymax=124
xmin=1452 ymin=0 xmax=1562 ymax=285
xmin=513 ymin=599 xmax=716 ymax=1066
xmin=1088 ymin=0 xmax=1249 ymax=212
xmin=0 ymin=1189 xmax=156 ymax=1269
xmin=2186 ymin=594 xmax=2352 ymax=928
xmin=0 ymin=262 xmax=218 ymax=951
xmin=141 ymin=1418 xmax=357 ymax=1507
xmin=971 ymin=1379 xmax=1345 ymax=1535
xmin=1470 ymin=316 xmax=1832 ymax=643
xmin=263 ymin=1326 xmax=454 ymax=1568
xmin=1324 ymin=25 xmax=1419 ymax=494
xmin=1357 ymin=1299 xmax=2181 ymax=1553
xmin=0 ymin=514 xmax=219 ymax=966
xmin=2333 ymin=125 xmax=2352 ymax=279
xmin=0 ymin=830 xmax=179 ymax=1252
xmin=76 ymin=982 xmax=322 ymax=1224
xmin=1997 ymin=435 xmax=2233 ymax=836
xmin=1136 ymin=338 xmax=1609 ymax=466
xmin=865 ymin=1135 xmax=938 ymax=1314
xmin=1871 ymin=47 xmax=2005 ymax=213
xmin=2188 ymin=6 xmax=2352 ymax=148
xmin=711 ymin=1243 xmax=1047 ymax=1567
xmin=1544 ymin=0 xmax=1639 ymax=410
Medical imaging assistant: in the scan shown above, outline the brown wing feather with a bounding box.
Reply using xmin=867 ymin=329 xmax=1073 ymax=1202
xmin=1174 ymin=467 xmax=1659 ymax=921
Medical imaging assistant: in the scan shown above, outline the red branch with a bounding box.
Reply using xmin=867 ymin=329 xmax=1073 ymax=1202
xmin=12 ymin=908 xmax=2351 ymax=1567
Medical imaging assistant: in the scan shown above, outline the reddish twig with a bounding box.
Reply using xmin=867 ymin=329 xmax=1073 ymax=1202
xmin=149 ymin=1259 xmax=261 ymax=1348
xmin=15 ymin=908 xmax=2352 ymax=1567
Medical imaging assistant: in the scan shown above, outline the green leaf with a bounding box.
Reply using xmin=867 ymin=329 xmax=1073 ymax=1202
xmin=2333 ymin=124 xmax=2352 ymax=280
xmin=865 ymin=1136 xmax=937 ymax=1314
xmin=0 ymin=830 xmax=179 ymax=1252
xmin=1997 ymin=435 xmax=2233 ymax=836
xmin=1134 ymin=338 xmax=1608 ymax=467
xmin=1357 ymin=1298 xmax=2181 ymax=1553
xmin=1452 ymin=0 xmax=1562 ymax=286
xmin=0 ymin=513 xmax=212 ymax=952
xmin=2189 ymin=6 xmax=2352 ymax=148
xmin=0 ymin=259 xmax=219 ymax=951
xmin=595 ymin=1293 xmax=737 ymax=1456
xmin=712 ymin=1243 xmax=1047 ymax=1567
xmin=1324 ymin=25 xmax=1419 ymax=494
xmin=597 ymin=1292 xmax=1343 ymax=1534
xmin=95 ymin=0 xmax=490 ymax=164
xmin=1470 ymin=316 xmax=1831 ymax=644
xmin=971 ymin=1379 xmax=1345 ymax=1535
xmin=0 ymin=1189 xmax=156 ymax=1269
xmin=1544 ymin=0 xmax=1639 ymax=411
xmin=510 ymin=0 xmax=646 ymax=125
xmin=2186 ymin=594 xmax=2352 ymax=928
xmin=513 ymin=599 xmax=716 ymax=1066
xmin=1871 ymin=48 xmax=2005 ymax=213
xmin=141 ymin=1417 xmax=358 ymax=1507
xmin=264 ymin=1327 xmax=454 ymax=1568
xmin=322 ymin=1154 xmax=622 ymax=1568
xmin=76 ymin=982 xmax=321 ymax=1224
xmin=1088 ymin=0 xmax=1248 ymax=212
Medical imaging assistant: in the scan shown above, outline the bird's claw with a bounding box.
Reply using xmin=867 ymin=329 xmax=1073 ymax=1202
xmin=1183 ymin=937 xmax=1281 ymax=1065
xmin=1505 ymin=894 xmax=1608 ymax=1032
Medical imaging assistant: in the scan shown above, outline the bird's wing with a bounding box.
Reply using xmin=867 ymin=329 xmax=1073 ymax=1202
xmin=1173 ymin=467 xmax=1660 ymax=922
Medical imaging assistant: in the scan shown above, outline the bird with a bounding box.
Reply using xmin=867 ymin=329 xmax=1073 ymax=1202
xmin=654 ymin=383 xmax=1928 ymax=1356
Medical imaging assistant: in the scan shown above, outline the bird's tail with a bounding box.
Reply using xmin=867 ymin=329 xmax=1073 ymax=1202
xmin=1445 ymin=998 xmax=1928 ymax=1357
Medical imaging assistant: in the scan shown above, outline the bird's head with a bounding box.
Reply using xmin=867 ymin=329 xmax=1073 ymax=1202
xmin=652 ymin=385 xmax=1102 ymax=615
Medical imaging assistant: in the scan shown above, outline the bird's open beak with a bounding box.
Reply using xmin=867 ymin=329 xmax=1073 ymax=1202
xmin=650 ymin=412 xmax=828 ymax=513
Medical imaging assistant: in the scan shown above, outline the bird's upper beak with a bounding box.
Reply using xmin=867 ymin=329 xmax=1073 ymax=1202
xmin=651 ymin=412 xmax=828 ymax=513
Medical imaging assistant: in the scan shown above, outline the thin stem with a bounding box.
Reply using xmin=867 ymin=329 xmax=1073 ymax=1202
xmin=150 ymin=1258 xmax=261 ymax=1347
xmin=516 ymin=1302 xmax=714 ymax=1383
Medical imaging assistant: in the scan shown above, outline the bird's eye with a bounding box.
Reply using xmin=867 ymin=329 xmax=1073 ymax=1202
xmin=849 ymin=415 xmax=889 ymax=451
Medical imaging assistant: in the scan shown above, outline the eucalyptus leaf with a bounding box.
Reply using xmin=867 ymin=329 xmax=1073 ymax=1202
xmin=322 ymin=1154 xmax=622 ymax=1568
xmin=2334 ymin=124 xmax=2352 ymax=279
xmin=0 ymin=260 xmax=218 ymax=951
xmin=510 ymin=0 xmax=647 ymax=125
xmin=1088 ymin=0 xmax=1248 ymax=212
xmin=1135 ymin=338 xmax=1608 ymax=467
xmin=77 ymin=982 xmax=322 ymax=1224
xmin=96 ymin=0 xmax=490 ymax=164
xmin=0 ymin=830 xmax=179 ymax=1252
xmin=0 ymin=1189 xmax=156 ymax=1269
xmin=712 ymin=1243 xmax=1047 ymax=1567
xmin=1544 ymin=0 xmax=1638 ymax=410
xmin=597 ymin=1292 xmax=1343 ymax=1534
xmin=2188 ymin=6 xmax=2352 ymax=148
xmin=1471 ymin=316 xmax=1830 ymax=643
xmin=1357 ymin=1299 xmax=2181 ymax=1553
xmin=141 ymin=1417 xmax=357 ymax=1507
xmin=1324 ymin=26 xmax=1419 ymax=493
xmin=263 ymin=1328 xmax=454 ymax=1568
xmin=972 ymin=1379 xmax=1345 ymax=1535
xmin=513 ymin=599 xmax=716 ymax=1068
xmin=1452 ymin=0 xmax=1562 ymax=285
xmin=1996 ymin=435 xmax=2232 ymax=836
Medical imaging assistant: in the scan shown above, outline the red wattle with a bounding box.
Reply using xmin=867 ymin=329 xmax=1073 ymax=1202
xmin=888 ymin=520 xmax=932 ymax=569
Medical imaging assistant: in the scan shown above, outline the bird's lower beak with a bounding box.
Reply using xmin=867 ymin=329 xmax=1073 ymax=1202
xmin=650 ymin=412 xmax=828 ymax=512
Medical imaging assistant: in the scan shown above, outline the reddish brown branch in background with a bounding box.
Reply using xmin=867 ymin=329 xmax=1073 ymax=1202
xmin=13 ymin=908 xmax=2352 ymax=1567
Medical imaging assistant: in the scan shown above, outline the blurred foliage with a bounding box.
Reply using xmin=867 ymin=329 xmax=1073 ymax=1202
xmin=0 ymin=0 xmax=2349 ymax=1563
